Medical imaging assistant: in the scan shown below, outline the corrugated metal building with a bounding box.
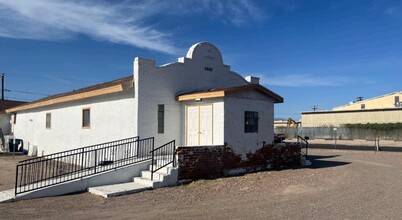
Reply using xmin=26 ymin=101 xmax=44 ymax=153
xmin=301 ymin=91 xmax=402 ymax=127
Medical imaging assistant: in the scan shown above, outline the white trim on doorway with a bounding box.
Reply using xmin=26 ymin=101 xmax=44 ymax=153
xmin=185 ymin=104 xmax=214 ymax=146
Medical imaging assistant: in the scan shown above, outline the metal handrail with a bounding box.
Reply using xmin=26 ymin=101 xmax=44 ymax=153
xmin=18 ymin=136 xmax=140 ymax=164
xmin=150 ymin=140 xmax=176 ymax=181
xmin=297 ymin=135 xmax=309 ymax=160
xmin=15 ymin=136 xmax=153 ymax=195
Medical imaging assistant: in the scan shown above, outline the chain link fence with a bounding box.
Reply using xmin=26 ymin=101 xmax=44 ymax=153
xmin=274 ymin=127 xmax=402 ymax=141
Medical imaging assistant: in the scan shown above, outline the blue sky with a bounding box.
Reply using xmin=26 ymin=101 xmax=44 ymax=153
xmin=1 ymin=0 xmax=402 ymax=120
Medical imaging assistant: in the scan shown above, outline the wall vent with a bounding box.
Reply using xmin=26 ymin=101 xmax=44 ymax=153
xmin=204 ymin=67 xmax=213 ymax=72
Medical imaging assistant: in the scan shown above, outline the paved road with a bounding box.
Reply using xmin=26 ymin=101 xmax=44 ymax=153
xmin=308 ymin=143 xmax=402 ymax=152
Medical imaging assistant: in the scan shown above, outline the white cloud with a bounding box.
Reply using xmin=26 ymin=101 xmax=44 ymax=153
xmin=0 ymin=0 xmax=270 ymax=53
xmin=260 ymin=73 xmax=352 ymax=87
xmin=203 ymin=0 xmax=267 ymax=26
xmin=0 ymin=0 xmax=177 ymax=54
xmin=130 ymin=0 xmax=268 ymax=26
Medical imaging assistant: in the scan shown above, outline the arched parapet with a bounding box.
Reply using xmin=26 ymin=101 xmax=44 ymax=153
xmin=176 ymin=42 xmax=229 ymax=71
xmin=186 ymin=42 xmax=223 ymax=64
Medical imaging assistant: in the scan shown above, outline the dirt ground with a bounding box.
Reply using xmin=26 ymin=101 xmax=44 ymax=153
xmin=0 ymin=154 xmax=30 ymax=191
xmin=2 ymin=149 xmax=402 ymax=219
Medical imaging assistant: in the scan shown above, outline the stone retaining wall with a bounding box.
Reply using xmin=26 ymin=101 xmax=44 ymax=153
xmin=176 ymin=143 xmax=301 ymax=180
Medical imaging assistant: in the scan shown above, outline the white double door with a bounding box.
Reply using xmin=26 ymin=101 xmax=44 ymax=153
xmin=186 ymin=105 xmax=213 ymax=146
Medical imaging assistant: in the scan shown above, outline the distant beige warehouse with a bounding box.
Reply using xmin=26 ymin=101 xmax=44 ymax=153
xmin=302 ymin=91 xmax=402 ymax=127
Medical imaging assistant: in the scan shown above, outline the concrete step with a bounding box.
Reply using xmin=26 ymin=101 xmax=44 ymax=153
xmin=148 ymin=164 xmax=174 ymax=174
xmin=133 ymin=177 xmax=164 ymax=188
xmin=141 ymin=170 xmax=169 ymax=181
xmin=157 ymin=166 xmax=178 ymax=177
xmin=0 ymin=189 xmax=15 ymax=203
xmin=88 ymin=182 xmax=152 ymax=198
xmin=300 ymin=155 xmax=312 ymax=166
xmin=153 ymin=158 xmax=175 ymax=166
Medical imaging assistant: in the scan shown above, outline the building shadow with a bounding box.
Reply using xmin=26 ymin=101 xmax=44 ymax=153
xmin=306 ymin=154 xmax=351 ymax=169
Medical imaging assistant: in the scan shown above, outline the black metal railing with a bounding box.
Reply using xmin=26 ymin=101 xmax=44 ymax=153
xmin=150 ymin=140 xmax=176 ymax=181
xmin=15 ymin=136 xmax=156 ymax=195
xmin=297 ymin=135 xmax=309 ymax=160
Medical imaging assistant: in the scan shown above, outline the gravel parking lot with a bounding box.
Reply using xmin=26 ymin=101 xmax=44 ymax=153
xmin=0 ymin=154 xmax=30 ymax=191
xmin=1 ymin=148 xmax=402 ymax=219
xmin=305 ymin=139 xmax=402 ymax=152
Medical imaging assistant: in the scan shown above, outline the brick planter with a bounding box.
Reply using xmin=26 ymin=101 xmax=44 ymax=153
xmin=176 ymin=143 xmax=301 ymax=180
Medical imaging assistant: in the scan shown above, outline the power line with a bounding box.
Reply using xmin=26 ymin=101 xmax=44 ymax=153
xmin=10 ymin=72 xmax=103 ymax=84
xmin=1 ymin=73 xmax=46 ymax=101
xmin=275 ymin=113 xmax=301 ymax=116
xmin=5 ymin=96 xmax=33 ymax=101
xmin=5 ymin=89 xmax=50 ymax=96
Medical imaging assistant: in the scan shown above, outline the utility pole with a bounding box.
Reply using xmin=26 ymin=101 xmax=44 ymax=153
xmin=357 ymin=96 xmax=363 ymax=102
xmin=1 ymin=74 xmax=4 ymax=100
xmin=312 ymin=105 xmax=318 ymax=111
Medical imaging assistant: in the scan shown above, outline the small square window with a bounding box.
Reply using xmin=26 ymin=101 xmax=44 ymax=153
xmin=244 ymin=111 xmax=258 ymax=133
xmin=82 ymin=108 xmax=90 ymax=128
xmin=361 ymin=104 xmax=365 ymax=110
xmin=46 ymin=113 xmax=51 ymax=129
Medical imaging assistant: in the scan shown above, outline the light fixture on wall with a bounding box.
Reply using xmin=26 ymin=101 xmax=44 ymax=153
xmin=195 ymin=98 xmax=202 ymax=102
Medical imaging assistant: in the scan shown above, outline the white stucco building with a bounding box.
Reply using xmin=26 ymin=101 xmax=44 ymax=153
xmin=0 ymin=99 xmax=26 ymax=135
xmin=6 ymin=42 xmax=283 ymax=156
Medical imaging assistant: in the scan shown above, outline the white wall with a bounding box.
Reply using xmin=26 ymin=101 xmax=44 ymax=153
xmin=213 ymin=101 xmax=224 ymax=145
xmin=13 ymin=89 xmax=136 ymax=155
xmin=224 ymin=90 xmax=274 ymax=156
xmin=134 ymin=42 xmax=249 ymax=147
xmin=0 ymin=114 xmax=11 ymax=134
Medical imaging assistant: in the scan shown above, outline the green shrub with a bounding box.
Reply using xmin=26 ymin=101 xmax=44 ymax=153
xmin=342 ymin=123 xmax=402 ymax=131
